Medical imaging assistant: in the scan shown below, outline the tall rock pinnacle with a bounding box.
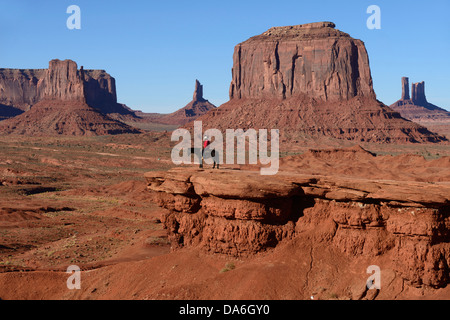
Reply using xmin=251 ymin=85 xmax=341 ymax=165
xmin=401 ymin=77 xmax=410 ymax=100
xmin=193 ymin=79 xmax=205 ymax=102
xmin=155 ymin=79 xmax=216 ymax=125
xmin=412 ymin=81 xmax=427 ymax=105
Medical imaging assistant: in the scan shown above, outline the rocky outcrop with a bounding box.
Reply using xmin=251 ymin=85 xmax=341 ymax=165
xmin=145 ymin=164 xmax=450 ymax=288
xmin=390 ymin=77 xmax=450 ymax=139
xmin=195 ymin=22 xmax=446 ymax=144
xmin=156 ymin=80 xmax=216 ymax=125
xmin=229 ymin=22 xmax=375 ymax=101
xmin=0 ymin=59 xmax=134 ymax=116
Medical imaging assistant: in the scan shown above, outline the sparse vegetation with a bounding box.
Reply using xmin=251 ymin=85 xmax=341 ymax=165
xmin=0 ymin=134 xmax=173 ymax=271
xmin=219 ymin=261 xmax=236 ymax=273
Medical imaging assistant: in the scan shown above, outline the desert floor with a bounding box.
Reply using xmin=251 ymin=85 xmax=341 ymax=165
xmin=0 ymin=133 xmax=449 ymax=300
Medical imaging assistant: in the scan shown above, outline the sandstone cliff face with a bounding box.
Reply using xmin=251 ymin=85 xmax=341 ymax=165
xmin=229 ymin=22 xmax=375 ymax=101
xmin=42 ymin=59 xmax=85 ymax=101
xmin=0 ymin=59 xmax=141 ymax=135
xmin=0 ymin=68 xmax=46 ymax=111
xmin=146 ymin=164 xmax=450 ymax=288
xmin=0 ymin=59 xmax=131 ymax=115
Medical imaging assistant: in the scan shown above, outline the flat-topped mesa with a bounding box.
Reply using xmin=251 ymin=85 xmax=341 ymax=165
xmin=259 ymin=21 xmax=340 ymax=38
xmin=229 ymin=21 xmax=375 ymax=101
xmin=271 ymin=21 xmax=336 ymax=30
xmin=0 ymin=59 xmax=130 ymax=115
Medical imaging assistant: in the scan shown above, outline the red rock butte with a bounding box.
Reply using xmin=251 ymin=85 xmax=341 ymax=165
xmin=0 ymin=59 xmax=141 ymax=135
xmin=229 ymin=21 xmax=374 ymax=101
xmin=195 ymin=22 xmax=446 ymax=144
xmin=0 ymin=59 xmax=134 ymax=116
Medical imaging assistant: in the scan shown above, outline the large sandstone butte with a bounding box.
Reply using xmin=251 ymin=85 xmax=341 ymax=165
xmin=196 ymin=22 xmax=446 ymax=143
xmin=0 ymin=59 xmax=141 ymax=136
xmin=0 ymin=59 xmax=135 ymax=117
xmin=229 ymin=21 xmax=374 ymax=101
xmin=145 ymin=150 xmax=450 ymax=289
xmin=390 ymin=77 xmax=450 ymax=139
xmin=154 ymin=80 xmax=217 ymax=125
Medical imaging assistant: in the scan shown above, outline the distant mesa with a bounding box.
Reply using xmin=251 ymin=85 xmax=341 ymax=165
xmin=195 ymin=22 xmax=446 ymax=143
xmin=0 ymin=59 xmax=141 ymax=136
xmin=390 ymin=77 xmax=450 ymax=139
xmin=0 ymin=59 xmax=136 ymax=116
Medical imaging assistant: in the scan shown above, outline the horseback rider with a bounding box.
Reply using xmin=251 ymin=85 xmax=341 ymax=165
xmin=200 ymin=135 xmax=209 ymax=168
xmin=200 ymin=135 xmax=218 ymax=169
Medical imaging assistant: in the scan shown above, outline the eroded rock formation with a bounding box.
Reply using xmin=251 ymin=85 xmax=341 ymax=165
xmin=0 ymin=59 xmax=141 ymax=135
xmin=0 ymin=59 xmax=133 ymax=116
xmin=229 ymin=22 xmax=375 ymax=101
xmin=195 ymin=22 xmax=446 ymax=143
xmin=156 ymin=79 xmax=216 ymax=125
xmin=193 ymin=79 xmax=204 ymax=102
xmin=145 ymin=164 xmax=450 ymax=288
xmin=390 ymin=77 xmax=450 ymax=139
xmin=401 ymin=77 xmax=410 ymax=100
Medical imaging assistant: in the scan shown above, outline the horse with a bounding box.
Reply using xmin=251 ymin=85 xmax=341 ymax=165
xmin=189 ymin=147 xmax=219 ymax=169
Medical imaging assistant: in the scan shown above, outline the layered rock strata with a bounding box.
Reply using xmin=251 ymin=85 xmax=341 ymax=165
xmin=196 ymin=22 xmax=446 ymax=143
xmin=0 ymin=59 xmax=141 ymax=135
xmin=146 ymin=167 xmax=450 ymax=288
xmin=229 ymin=22 xmax=375 ymax=101
xmin=0 ymin=59 xmax=133 ymax=116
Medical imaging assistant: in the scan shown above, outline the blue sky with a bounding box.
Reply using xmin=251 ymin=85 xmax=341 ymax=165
xmin=0 ymin=0 xmax=449 ymax=113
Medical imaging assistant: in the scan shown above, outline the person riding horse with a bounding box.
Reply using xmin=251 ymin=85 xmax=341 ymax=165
xmin=198 ymin=135 xmax=219 ymax=169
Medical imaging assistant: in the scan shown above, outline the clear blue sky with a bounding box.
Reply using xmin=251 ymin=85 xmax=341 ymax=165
xmin=0 ymin=0 xmax=449 ymax=113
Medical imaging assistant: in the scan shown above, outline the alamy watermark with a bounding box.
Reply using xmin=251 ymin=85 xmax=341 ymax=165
xmin=66 ymin=265 xmax=81 ymax=290
xmin=366 ymin=265 xmax=381 ymax=290
xmin=66 ymin=5 xmax=81 ymax=30
xmin=367 ymin=5 xmax=381 ymax=30
xmin=171 ymin=121 xmax=280 ymax=175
